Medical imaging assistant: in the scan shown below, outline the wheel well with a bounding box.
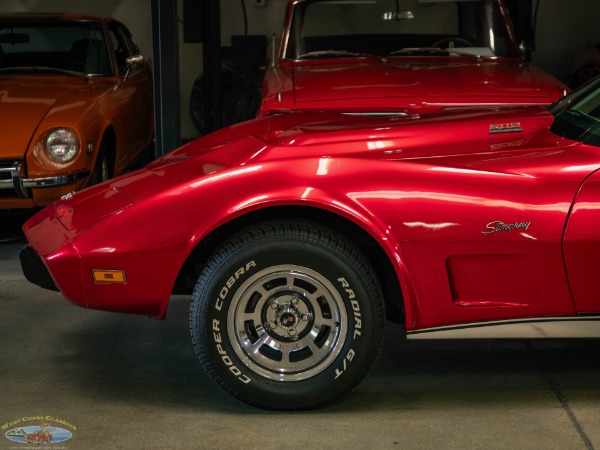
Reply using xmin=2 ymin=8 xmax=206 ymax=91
xmin=173 ymin=206 xmax=405 ymax=324
xmin=99 ymin=127 xmax=117 ymax=177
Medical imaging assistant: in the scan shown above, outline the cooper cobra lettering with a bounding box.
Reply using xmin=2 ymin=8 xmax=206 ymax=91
xmin=214 ymin=260 xmax=257 ymax=311
xmin=211 ymin=261 xmax=257 ymax=384
xmin=212 ymin=319 xmax=251 ymax=384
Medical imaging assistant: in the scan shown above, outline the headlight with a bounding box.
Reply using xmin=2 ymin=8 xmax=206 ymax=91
xmin=45 ymin=128 xmax=80 ymax=163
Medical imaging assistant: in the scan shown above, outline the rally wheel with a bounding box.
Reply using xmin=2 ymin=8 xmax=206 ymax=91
xmin=190 ymin=221 xmax=385 ymax=410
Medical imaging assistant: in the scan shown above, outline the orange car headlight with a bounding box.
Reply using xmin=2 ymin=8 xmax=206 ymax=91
xmin=45 ymin=128 xmax=80 ymax=163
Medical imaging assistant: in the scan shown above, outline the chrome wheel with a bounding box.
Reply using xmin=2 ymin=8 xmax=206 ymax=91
xmin=228 ymin=265 xmax=347 ymax=381
xmin=190 ymin=220 xmax=385 ymax=409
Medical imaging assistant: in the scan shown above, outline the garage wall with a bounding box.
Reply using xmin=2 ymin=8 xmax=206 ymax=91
xmin=3 ymin=0 xmax=600 ymax=140
xmin=532 ymin=1 xmax=600 ymax=85
xmin=221 ymin=0 xmax=287 ymax=46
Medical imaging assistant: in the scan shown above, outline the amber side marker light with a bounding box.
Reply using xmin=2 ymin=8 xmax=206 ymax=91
xmin=92 ymin=270 xmax=126 ymax=284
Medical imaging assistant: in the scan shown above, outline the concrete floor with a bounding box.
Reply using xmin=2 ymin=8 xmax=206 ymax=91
xmin=2 ymin=219 xmax=600 ymax=449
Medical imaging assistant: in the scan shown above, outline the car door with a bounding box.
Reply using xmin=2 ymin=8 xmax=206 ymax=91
xmin=563 ymin=168 xmax=600 ymax=313
xmin=106 ymin=21 xmax=153 ymax=173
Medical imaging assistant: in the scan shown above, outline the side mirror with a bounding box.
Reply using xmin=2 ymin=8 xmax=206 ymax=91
xmin=124 ymin=54 xmax=145 ymax=80
xmin=519 ymin=41 xmax=533 ymax=62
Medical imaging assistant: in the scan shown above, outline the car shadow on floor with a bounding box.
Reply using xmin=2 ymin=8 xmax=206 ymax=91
xmin=0 ymin=210 xmax=36 ymax=243
xmin=45 ymin=295 xmax=600 ymax=414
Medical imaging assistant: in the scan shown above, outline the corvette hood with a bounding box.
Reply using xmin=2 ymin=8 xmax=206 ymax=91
xmin=0 ymin=78 xmax=107 ymax=158
xmin=40 ymin=105 xmax=567 ymax=242
xmin=260 ymin=106 xmax=565 ymax=161
xmin=145 ymin=106 xmax=564 ymax=190
xmin=292 ymin=61 xmax=565 ymax=112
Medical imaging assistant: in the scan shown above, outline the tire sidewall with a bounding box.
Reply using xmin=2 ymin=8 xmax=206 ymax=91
xmin=192 ymin=231 xmax=381 ymax=408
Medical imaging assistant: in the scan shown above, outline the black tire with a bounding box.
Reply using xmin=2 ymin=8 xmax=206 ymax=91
xmin=190 ymin=221 xmax=385 ymax=410
xmin=89 ymin=140 xmax=113 ymax=186
xmin=189 ymin=59 xmax=261 ymax=135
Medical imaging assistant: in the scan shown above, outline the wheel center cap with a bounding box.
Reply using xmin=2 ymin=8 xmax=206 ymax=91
xmin=279 ymin=311 xmax=298 ymax=328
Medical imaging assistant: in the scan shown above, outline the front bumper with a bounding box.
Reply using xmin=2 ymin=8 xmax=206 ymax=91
xmin=19 ymin=244 xmax=58 ymax=291
xmin=0 ymin=160 xmax=89 ymax=199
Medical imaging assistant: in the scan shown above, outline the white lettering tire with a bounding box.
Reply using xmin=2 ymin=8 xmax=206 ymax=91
xmin=190 ymin=221 xmax=385 ymax=410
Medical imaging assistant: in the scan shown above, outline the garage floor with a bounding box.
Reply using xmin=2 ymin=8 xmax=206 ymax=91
xmin=2 ymin=220 xmax=600 ymax=449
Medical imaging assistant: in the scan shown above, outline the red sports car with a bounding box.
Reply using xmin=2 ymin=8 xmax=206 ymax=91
xmin=25 ymin=430 xmax=52 ymax=444
xmin=21 ymin=77 xmax=600 ymax=410
xmin=260 ymin=0 xmax=568 ymax=117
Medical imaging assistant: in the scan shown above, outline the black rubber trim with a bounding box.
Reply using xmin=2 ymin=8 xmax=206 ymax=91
xmin=19 ymin=245 xmax=58 ymax=291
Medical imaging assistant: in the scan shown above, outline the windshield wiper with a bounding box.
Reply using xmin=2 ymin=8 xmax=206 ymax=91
xmin=388 ymin=47 xmax=482 ymax=59
xmin=296 ymin=50 xmax=381 ymax=60
xmin=0 ymin=66 xmax=88 ymax=78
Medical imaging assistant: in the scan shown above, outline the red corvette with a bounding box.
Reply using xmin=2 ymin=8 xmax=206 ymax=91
xmin=260 ymin=0 xmax=568 ymax=117
xmin=21 ymin=78 xmax=600 ymax=410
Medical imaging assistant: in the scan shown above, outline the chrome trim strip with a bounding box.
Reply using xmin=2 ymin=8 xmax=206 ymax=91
xmin=342 ymin=112 xmax=409 ymax=117
xmin=0 ymin=162 xmax=27 ymax=198
xmin=22 ymin=171 xmax=90 ymax=188
xmin=0 ymin=163 xmax=90 ymax=198
xmin=12 ymin=164 xmax=27 ymax=197
xmin=407 ymin=317 xmax=600 ymax=339
xmin=426 ymin=102 xmax=546 ymax=108
xmin=0 ymin=178 xmax=19 ymax=187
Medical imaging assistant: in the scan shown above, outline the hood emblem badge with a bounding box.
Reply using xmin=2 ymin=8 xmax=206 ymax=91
xmin=489 ymin=122 xmax=523 ymax=134
xmin=60 ymin=191 xmax=75 ymax=201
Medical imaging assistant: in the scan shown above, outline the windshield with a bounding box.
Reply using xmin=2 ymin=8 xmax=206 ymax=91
xmin=0 ymin=20 xmax=113 ymax=76
xmin=550 ymin=78 xmax=600 ymax=147
xmin=285 ymin=0 xmax=519 ymax=60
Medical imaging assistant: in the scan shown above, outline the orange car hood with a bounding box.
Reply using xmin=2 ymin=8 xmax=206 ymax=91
xmin=0 ymin=78 xmax=98 ymax=158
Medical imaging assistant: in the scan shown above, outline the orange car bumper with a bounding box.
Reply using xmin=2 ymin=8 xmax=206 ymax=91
xmin=0 ymin=161 xmax=89 ymax=208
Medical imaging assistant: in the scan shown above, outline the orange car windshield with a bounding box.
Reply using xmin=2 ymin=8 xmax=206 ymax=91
xmin=0 ymin=20 xmax=113 ymax=76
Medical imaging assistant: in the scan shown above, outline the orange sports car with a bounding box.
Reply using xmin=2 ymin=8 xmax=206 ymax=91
xmin=0 ymin=13 xmax=154 ymax=209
